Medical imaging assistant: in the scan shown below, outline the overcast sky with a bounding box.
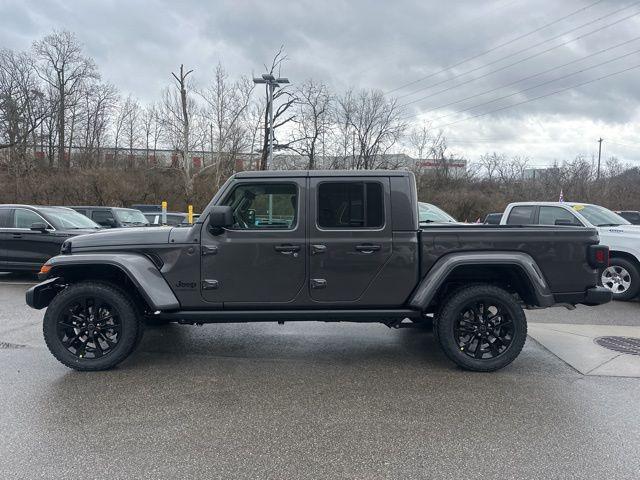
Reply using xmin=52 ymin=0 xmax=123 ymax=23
xmin=1 ymin=0 xmax=639 ymax=166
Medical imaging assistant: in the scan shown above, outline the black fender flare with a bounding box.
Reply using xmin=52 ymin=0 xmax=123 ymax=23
xmin=28 ymin=253 xmax=180 ymax=311
xmin=408 ymin=251 xmax=555 ymax=310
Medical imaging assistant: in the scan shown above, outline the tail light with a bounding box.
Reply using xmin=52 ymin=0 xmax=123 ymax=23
xmin=588 ymin=245 xmax=609 ymax=268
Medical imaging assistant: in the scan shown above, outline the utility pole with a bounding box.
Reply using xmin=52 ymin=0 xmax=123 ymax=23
xmin=253 ymin=73 xmax=290 ymax=170
xmin=597 ymin=137 xmax=603 ymax=180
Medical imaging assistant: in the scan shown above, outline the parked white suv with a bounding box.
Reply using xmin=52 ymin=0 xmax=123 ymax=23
xmin=501 ymin=202 xmax=640 ymax=301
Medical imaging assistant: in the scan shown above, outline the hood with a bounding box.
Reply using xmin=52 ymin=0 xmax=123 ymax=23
xmin=69 ymin=226 xmax=174 ymax=250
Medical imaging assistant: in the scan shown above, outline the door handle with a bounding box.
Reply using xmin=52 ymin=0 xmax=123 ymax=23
xmin=355 ymin=244 xmax=381 ymax=254
xmin=12 ymin=233 xmax=22 ymax=239
xmin=311 ymin=244 xmax=327 ymax=255
xmin=274 ymin=244 xmax=301 ymax=254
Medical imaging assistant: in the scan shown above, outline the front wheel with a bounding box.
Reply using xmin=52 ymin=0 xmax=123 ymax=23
xmin=601 ymin=258 xmax=640 ymax=301
xmin=435 ymin=285 xmax=527 ymax=372
xmin=43 ymin=282 xmax=142 ymax=371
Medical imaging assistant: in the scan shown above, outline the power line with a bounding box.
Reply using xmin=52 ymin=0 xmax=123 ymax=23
xmin=354 ymin=0 xmax=522 ymax=78
xmin=403 ymin=36 xmax=640 ymax=112
xmin=395 ymin=1 xmax=640 ymax=100
xmin=408 ymin=47 xmax=640 ymax=123
xmin=427 ymin=63 xmax=640 ymax=130
xmin=386 ymin=0 xmax=606 ymax=95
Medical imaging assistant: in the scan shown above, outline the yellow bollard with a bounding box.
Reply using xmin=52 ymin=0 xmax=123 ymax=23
xmin=188 ymin=205 xmax=193 ymax=224
xmin=161 ymin=201 xmax=167 ymax=225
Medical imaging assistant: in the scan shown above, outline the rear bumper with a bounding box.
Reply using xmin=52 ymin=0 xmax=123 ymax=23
xmin=583 ymin=286 xmax=613 ymax=306
xmin=553 ymin=286 xmax=612 ymax=307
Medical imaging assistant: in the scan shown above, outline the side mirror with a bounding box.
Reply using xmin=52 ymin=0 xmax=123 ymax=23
xmin=30 ymin=222 xmax=49 ymax=232
xmin=208 ymin=206 xmax=234 ymax=229
xmin=554 ymin=219 xmax=574 ymax=226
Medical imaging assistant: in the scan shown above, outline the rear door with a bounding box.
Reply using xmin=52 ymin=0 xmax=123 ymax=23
xmin=308 ymin=177 xmax=392 ymax=303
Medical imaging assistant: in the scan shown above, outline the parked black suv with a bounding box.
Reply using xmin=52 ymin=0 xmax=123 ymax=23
xmin=70 ymin=206 xmax=149 ymax=228
xmin=0 ymin=205 xmax=101 ymax=272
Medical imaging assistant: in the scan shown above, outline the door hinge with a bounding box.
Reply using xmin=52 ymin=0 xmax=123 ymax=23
xmin=201 ymin=246 xmax=218 ymax=256
xmin=311 ymin=278 xmax=327 ymax=289
xmin=202 ymin=279 xmax=219 ymax=290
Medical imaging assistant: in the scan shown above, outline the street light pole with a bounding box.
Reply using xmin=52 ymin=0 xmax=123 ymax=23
xmin=253 ymin=73 xmax=290 ymax=170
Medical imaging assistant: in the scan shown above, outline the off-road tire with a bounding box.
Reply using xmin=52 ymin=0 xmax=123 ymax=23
xmin=43 ymin=281 xmax=142 ymax=371
xmin=436 ymin=285 xmax=527 ymax=372
xmin=602 ymin=257 xmax=640 ymax=301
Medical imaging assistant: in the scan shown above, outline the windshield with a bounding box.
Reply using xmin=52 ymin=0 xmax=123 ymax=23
xmin=41 ymin=207 xmax=101 ymax=229
xmin=418 ymin=202 xmax=457 ymax=223
xmin=114 ymin=208 xmax=149 ymax=225
xmin=571 ymin=204 xmax=630 ymax=227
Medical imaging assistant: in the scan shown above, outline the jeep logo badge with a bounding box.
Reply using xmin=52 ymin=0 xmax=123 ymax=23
xmin=175 ymin=281 xmax=197 ymax=289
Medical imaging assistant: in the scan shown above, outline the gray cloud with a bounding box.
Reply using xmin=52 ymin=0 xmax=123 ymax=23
xmin=1 ymin=0 xmax=638 ymax=165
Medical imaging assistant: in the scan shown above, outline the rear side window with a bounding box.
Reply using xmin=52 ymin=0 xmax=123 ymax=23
xmin=0 ymin=208 xmax=11 ymax=228
xmin=506 ymin=205 xmax=535 ymax=225
xmin=539 ymin=207 xmax=581 ymax=226
xmin=318 ymin=182 xmax=384 ymax=229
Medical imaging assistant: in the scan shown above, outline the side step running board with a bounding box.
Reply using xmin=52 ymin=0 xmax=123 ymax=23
xmin=154 ymin=309 xmax=420 ymax=325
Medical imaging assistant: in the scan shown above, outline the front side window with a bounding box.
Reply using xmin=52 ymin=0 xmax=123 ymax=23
xmin=114 ymin=208 xmax=149 ymax=226
xmin=506 ymin=205 xmax=535 ymax=225
xmin=572 ymin=204 xmax=629 ymax=227
xmin=539 ymin=207 xmax=581 ymax=226
xmin=318 ymin=181 xmax=384 ymax=229
xmin=223 ymin=183 xmax=297 ymax=230
xmin=14 ymin=209 xmax=45 ymax=229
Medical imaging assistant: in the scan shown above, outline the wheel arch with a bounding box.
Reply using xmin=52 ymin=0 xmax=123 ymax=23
xmin=408 ymin=252 xmax=554 ymax=312
xmin=34 ymin=253 xmax=180 ymax=311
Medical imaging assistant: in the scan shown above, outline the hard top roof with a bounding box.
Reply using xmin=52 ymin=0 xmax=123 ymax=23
xmin=233 ymin=169 xmax=412 ymax=179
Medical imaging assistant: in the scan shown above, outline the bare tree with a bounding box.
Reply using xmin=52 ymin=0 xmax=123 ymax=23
xmin=0 ymin=48 xmax=50 ymax=200
xmin=198 ymin=63 xmax=253 ymax=183
xmin=336 ymin=88 xmax=406 ymax=169
xmin=291 ymin=79 xmax=332 ymax=169
xmin=33 ymin=30 xmax=98 ymax=168
xmin=257 ymin=47 xmax=296 ymax=170
xmin=141 ymin=103 xmax=162 ymax=164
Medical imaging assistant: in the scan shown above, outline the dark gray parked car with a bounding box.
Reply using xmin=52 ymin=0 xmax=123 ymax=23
xmin=70 ymin=206 xmax=149 ymax=228
xmin=26 ymin=170 xmax=611 ymax=372
xmin=0 ymin=205 xmax=100 ymax=272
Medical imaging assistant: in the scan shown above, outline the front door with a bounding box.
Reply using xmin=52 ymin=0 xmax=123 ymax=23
xmin=308 ymin=177 xmax=393 ymax=303
xmin=201 ymin=178 xmax=306 ymax=305
xmin=5 ymin=208 xmax=57 ymax=270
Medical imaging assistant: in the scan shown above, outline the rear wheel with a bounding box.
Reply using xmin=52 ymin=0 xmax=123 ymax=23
xmin=43 ymin=282 xmax=142 ymax=371
xmin=436 ymin=285 xmax=527 ymax=372
xmin=601 ymin=257 xmax=640 ymax=301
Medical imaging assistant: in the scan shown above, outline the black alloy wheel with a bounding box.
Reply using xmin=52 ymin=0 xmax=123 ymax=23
xmin=56 ymin=296 xmax=121 ymax=360
xmin=435 ymin=285 xmax=527 ymax=372
xmin=454 ymin=300 xmax=514 ymax=360
xmin=43 ymin=282 xmax=141 ymax=371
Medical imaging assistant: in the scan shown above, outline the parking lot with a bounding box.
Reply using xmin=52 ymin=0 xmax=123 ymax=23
xmin=1 ymin=273 xmax=639 ymax=479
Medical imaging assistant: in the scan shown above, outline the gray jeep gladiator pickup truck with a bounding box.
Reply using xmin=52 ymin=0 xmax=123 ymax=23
xmin=26 ymin=170 xmax=611 ymax=372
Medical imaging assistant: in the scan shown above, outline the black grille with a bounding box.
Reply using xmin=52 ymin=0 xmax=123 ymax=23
xmin=594 ymin=336 xmax=640 ymax=356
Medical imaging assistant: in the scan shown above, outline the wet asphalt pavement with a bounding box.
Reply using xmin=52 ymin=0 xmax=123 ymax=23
xmin=1 ymin=273 xmax=639 ymax=479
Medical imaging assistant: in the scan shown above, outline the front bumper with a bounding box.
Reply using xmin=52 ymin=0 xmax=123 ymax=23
xmin=25 ymin=277 xmax=63 ymax=310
